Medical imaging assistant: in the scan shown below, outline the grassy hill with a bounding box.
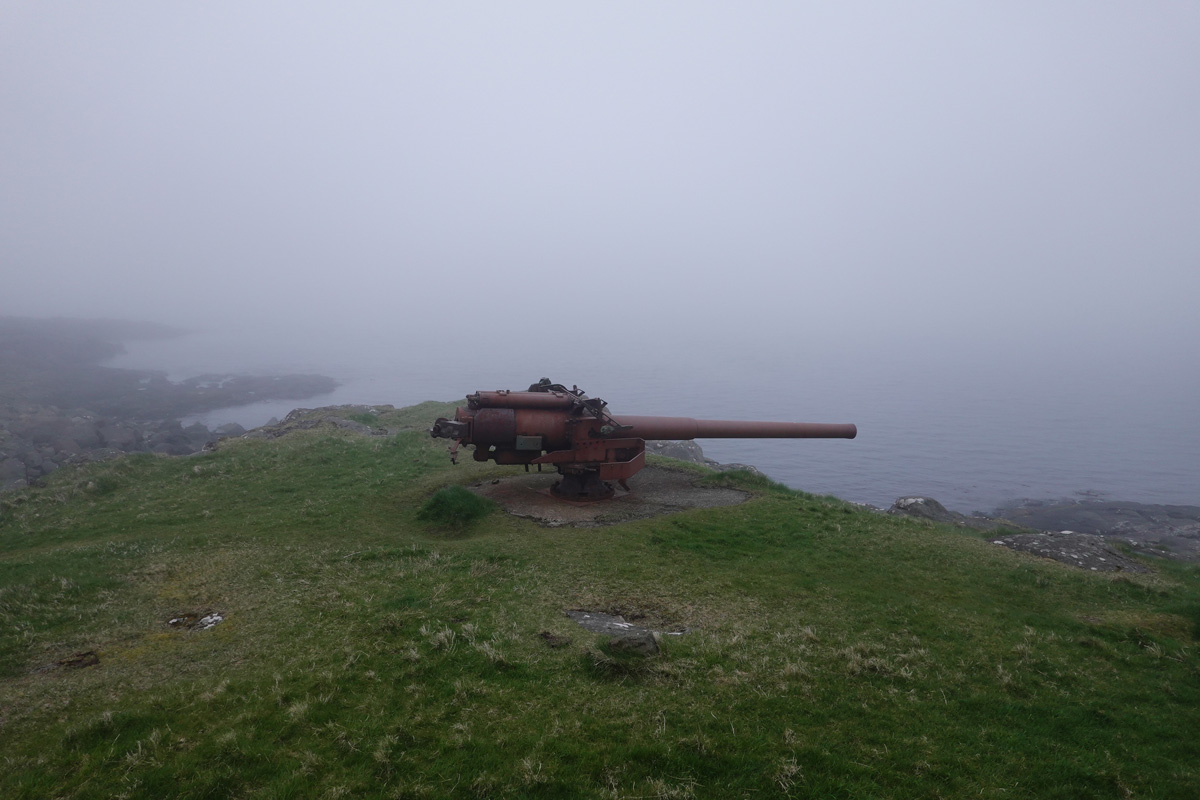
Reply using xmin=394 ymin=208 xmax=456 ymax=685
xmin=1 ymin=402 xmax=1197 ymax=799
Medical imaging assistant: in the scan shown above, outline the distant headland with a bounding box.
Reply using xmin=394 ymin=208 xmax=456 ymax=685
xmin=0 ymin=316 xmax=337 ymax=489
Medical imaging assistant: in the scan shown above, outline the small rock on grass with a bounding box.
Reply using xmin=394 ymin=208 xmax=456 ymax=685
xmin=607 ymin=631 xmax=660 ymax=657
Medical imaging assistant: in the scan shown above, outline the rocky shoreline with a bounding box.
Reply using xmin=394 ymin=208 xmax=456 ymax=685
xmin=648 ymin=442 xmax=1199 ymax=568
xmin=4 ymin=316 xmax=1196 ymax=570
xmin=0 ymin=316 xmax=337 ymax=490
xmin=884 ymin=495 xmax=1200 ymax=569
xmin=7 ymin=394 xmax=1199 ymax=570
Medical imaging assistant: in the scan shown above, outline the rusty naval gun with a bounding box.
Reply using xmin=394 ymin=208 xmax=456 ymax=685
xmin=430 ymin=379 xmax=857 ymax=500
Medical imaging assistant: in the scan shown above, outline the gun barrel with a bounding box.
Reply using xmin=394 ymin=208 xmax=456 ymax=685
xmin=613 ymin=415 xmax=857 ymax=441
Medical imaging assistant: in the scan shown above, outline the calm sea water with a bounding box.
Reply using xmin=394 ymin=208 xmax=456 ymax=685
xmin=108 ymin=330 xmax=1200 ymax=514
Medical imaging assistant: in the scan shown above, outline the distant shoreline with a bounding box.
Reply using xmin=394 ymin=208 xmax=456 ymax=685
xmin=0 ymin=316 xmax=338 ymax=490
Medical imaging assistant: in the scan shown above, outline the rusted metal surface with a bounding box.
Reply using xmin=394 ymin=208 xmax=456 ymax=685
xmin=612 ymin=416 xmax=858 ymax=441
xmin=431 ymin=379 xmax=856 ymax=500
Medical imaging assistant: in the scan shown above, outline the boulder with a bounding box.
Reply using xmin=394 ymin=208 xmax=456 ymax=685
xmin=607 ymin=631 xmax=660 ymax=657
xmin=63 ymin=419 xmax=101 ymax=448
xmin=889 ymin=496 xmax=1019 ymax=532
xmin=709 ymin=461 xmax=766 ymax=477
xmin=183 ymin=422 xmax=214 ymax=445
xmin=146 ymin=420 xmax=194 ymax=450
xmin=52 ymin=438 xmax=83 ymax=456
xmin=645 ymin=440 xmax=707 ymax=464
xmin=890 ymin=496 xmax=958 ymax=523
xmin=1 ymin=457 xmax=26 ymax=485
xmin=98 ymin=423 xmax=140 ymax=451
xmin=21 ymin=418 xmax=67 ymax=445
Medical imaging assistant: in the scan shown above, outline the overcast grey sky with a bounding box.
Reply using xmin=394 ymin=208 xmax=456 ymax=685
xmin=3 ymin=2 xmax=1198 ymax=365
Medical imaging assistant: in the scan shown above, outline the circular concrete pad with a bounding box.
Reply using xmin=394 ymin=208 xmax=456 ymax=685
xmin=468 ymin=464 xmax=750 ymax=527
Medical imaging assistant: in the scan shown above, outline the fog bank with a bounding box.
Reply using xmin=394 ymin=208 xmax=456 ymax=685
xmin=3 ymin=3 xmax=1198 ymax=372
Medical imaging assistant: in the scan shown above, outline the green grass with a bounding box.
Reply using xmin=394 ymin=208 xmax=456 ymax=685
xmin=417 ymin=486 xmax=497 ymax=528
xmin=1 ymin=416 xmax=1197 ymax=798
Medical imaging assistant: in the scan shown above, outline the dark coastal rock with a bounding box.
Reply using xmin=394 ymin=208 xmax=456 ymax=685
xmin=17 ymin=417 xmax=66 ymax=445
xmin=992 ymin=500 xmax=1200 ymax=562
xmin=146 ymin=420 xmax=191 ymax=449
xmin=988 ymin=530 xmax=1148 ymax=573
xmin=645 ymin=439 xmax=766 ymax=477
xmin=1 ymin=457 xmax=26 ymax=487
xmin=147 ymin=421 xmax=201 ymax=455
xmin=183 ymin=422 xmax=215 ymax=445
xmin=98 ymin=423 xmax=140 ymax=451
xmin=889 ymin=494 xmax=1200 ymax=568
xmin=710 ymin=462 xmax=767 ymax=477
xmin=52 ymin=438 xmax=83 ymax=456
xmin=238 ymin=406 xmax=394 ymax=442
xmin=0 ymin=316 xmax=339 ymax=491
xmin=889 ymin=496 xmax=1021 ymax=532
xmin=63 ymin=419 xmax=102 ymax=448
xmin=646 ymin=440 xmax=707 ymax=463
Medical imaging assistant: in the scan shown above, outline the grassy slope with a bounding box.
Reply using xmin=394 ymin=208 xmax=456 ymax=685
xmin=1 ymin=402 xmax=1197 ymax=799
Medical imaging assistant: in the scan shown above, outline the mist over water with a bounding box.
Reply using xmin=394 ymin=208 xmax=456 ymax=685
xmin=108 ymin=324 xmax=1200 ymax=514
xmin=7 ymin=5 xmax=1199 ymax=511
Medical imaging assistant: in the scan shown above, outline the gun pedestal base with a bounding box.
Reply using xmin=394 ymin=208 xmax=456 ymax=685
xmin=551 ymin=469 xmax=614 ymax=501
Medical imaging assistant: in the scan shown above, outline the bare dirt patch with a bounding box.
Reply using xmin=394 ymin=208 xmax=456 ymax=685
xmin=537 ymin=631 xmax=571 ymax=649
xmin=468 ymin=464 xmax=749 ymax=527
xmin=34 ymin=650 xmax=100 ymax=674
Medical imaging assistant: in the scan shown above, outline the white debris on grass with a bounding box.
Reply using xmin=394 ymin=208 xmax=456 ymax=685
xmin=197 ymin=613 xmax=224 ymax=630
xmin=566 ymin=610 xmax=687 ymax=637
xmin=167 ymin=612 xmax=225 ymax=630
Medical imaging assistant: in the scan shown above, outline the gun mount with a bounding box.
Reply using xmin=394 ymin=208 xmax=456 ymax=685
xmin=430 ymin=379 xmax=857 ymax=500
